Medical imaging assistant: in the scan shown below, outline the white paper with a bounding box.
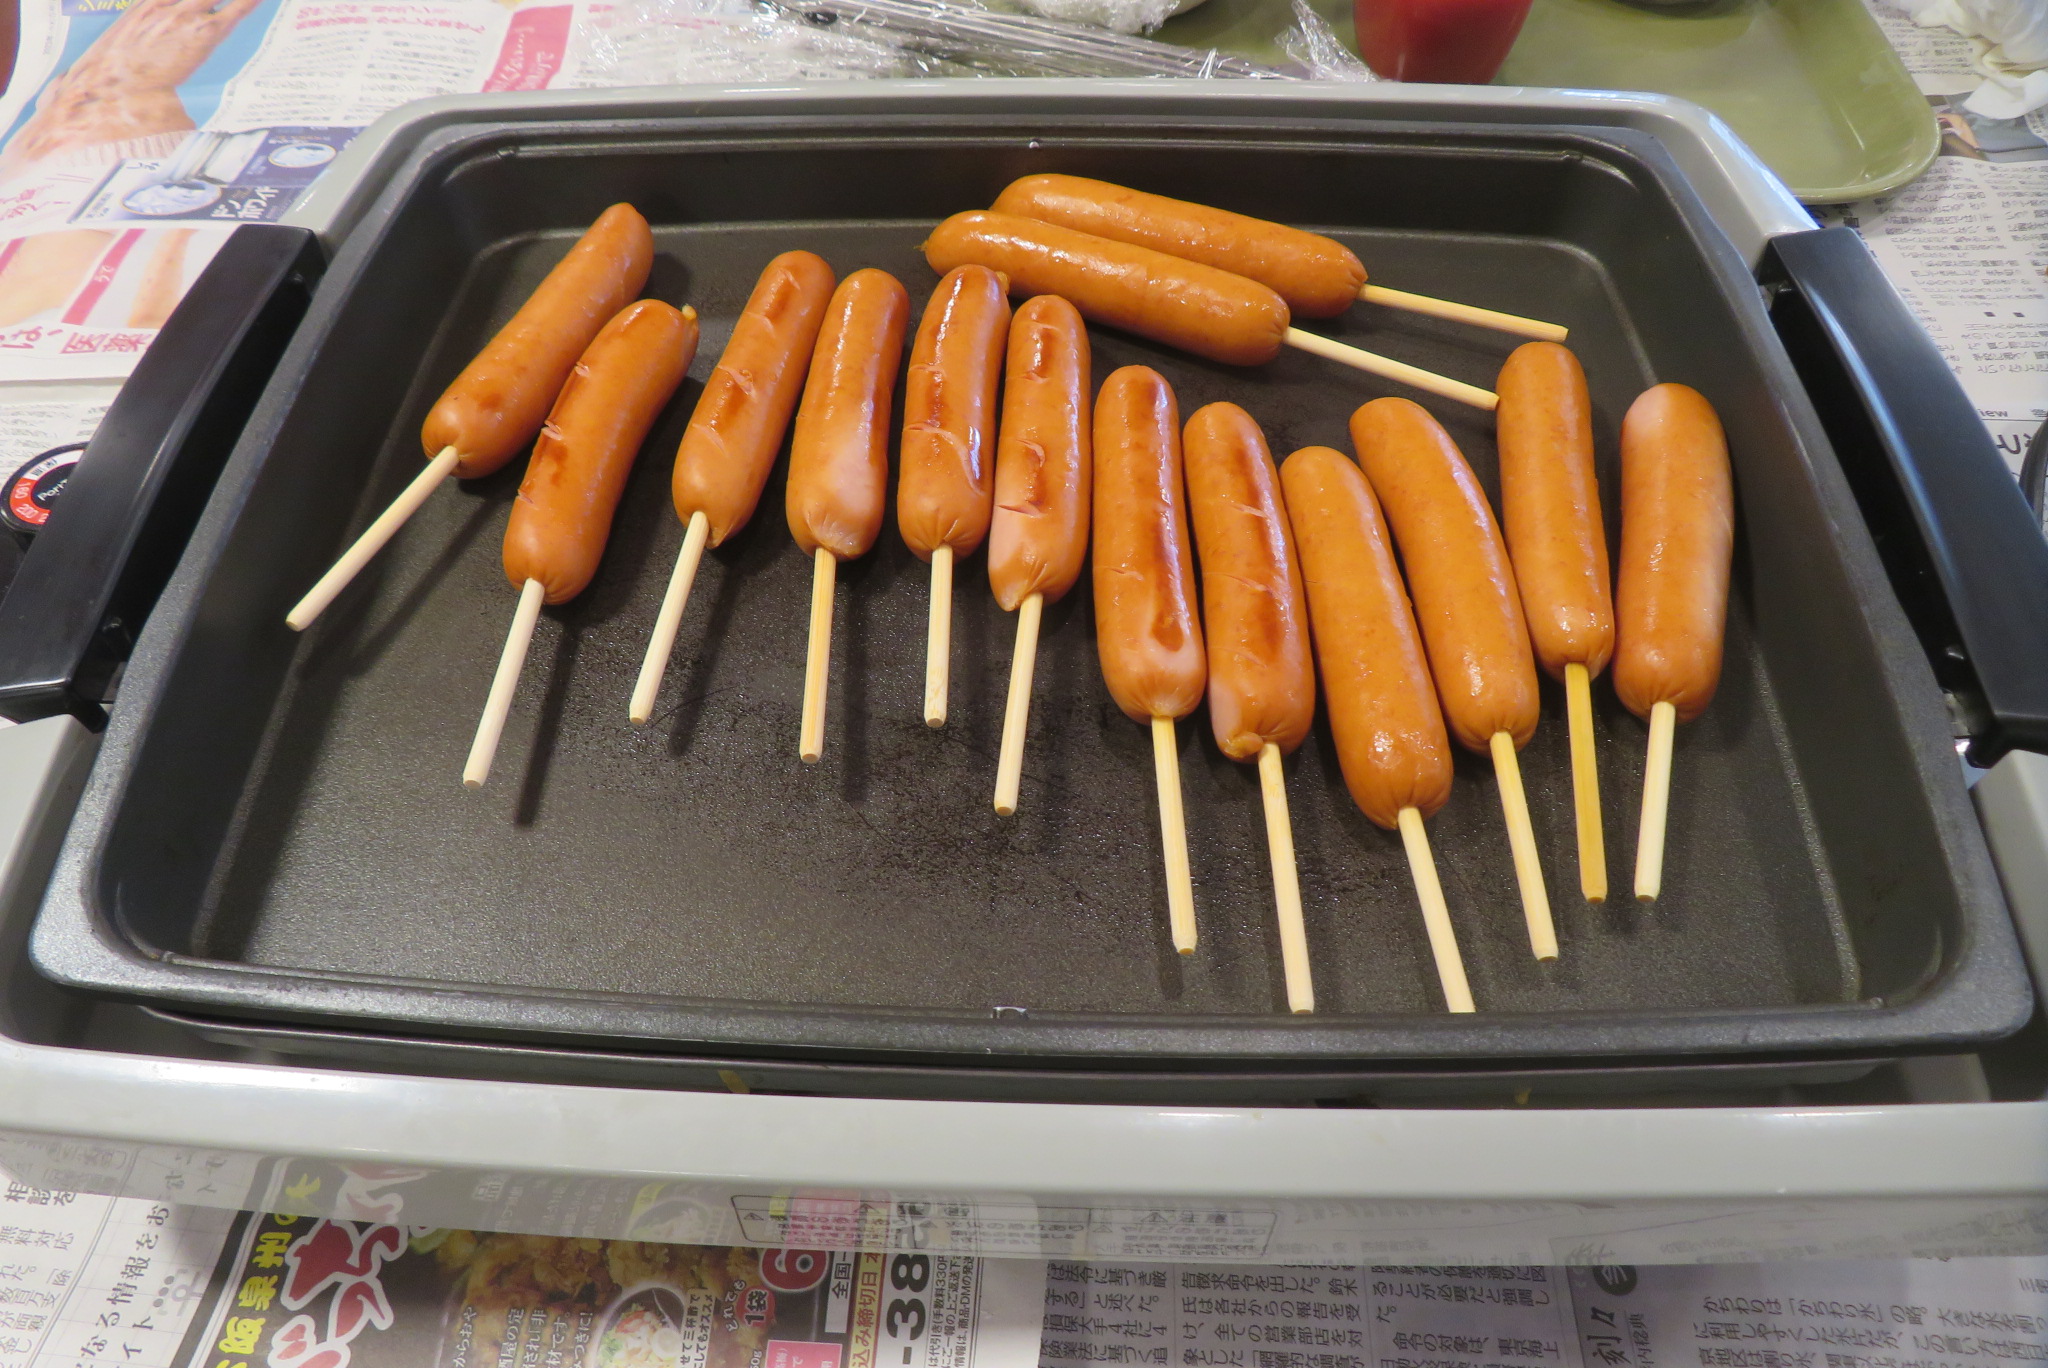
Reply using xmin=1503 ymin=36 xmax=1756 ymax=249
xmin=207 ymin=0 xmax=508 ymax=131
xmin=1038 ymin=1259 xmax=2048 ymax=1368
xmin=0 ymin=1187 xmax=235 ymax=1368
xmin=1827 ymin=155 xmax=2048 ymax=466
xmin=0 ymin=397 xmax=109 ymax=484
xmin=0 ymin=0 xmax=589 ymax=381
xmin=1563 ymin=1257 xmax=2048 ymax=1368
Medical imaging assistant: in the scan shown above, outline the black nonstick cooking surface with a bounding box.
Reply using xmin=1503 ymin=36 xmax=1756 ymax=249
xmin=30 ymin=101 xmax=2028 ymax=1073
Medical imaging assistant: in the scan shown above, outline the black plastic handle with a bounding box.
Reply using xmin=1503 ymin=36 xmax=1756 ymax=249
xmin=1765 ymin=226 xmax=2048 ymax=766
xmin=0 ymin=224 xmax=324 ymax=726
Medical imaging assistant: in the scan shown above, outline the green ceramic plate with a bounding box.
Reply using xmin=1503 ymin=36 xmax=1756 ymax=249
xmin=1157 ymin=0 xmax=1940 ymax=203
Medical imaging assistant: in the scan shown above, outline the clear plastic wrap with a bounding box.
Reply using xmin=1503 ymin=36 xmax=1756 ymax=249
xmin=1277 ymin=0 xmax=1376 ymax=81
xmin=996 ymin=0 xmax=1200 ymax=39
xmin=577 ymin=0 xmax=1294 ymax=83
xmin=578 ymin=0 xmax=950 ymax=83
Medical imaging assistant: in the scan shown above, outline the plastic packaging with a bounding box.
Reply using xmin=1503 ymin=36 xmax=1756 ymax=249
xmin=580 ymin=0 xmax=1289 ymax=81
xmin=998 ymin=0 xmax=1202 ymax=38
xmin=1278 ymin=0 xmax=1376 ymax=81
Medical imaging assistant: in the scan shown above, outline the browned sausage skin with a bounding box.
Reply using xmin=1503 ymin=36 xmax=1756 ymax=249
xmin=899 ymin=265 xmax=1011 ymax=561
xmin=427 ymin=203 xmax=654 ymax=479
xmin=1614 ymin=383 xmax=1733 ymax=723
xmin=1183 ymin=402 xmax=1315 ymax=759
xmin=992 ymin=174 xmax=1366 ymax=319
xmin=1497 ymin=341 xmax=1613 ymax=680
xmin=1092 ymin=366 xmax=1204 ymax=725
xmin=673 ymin=250 xmax=836 ymax=546
xmin=1349 ymin=397 xmax=1538 ymax=752
xmin=989 ymin=295 xmax=1093 ymax=611
xmin=786 ymin=269 xmax=910 ymax=560
xmin=1280 ymin=445 xmax=1452 ymax=829
xmin=504 ymin=300 xmax=697 ymax=604
xmin=924 ymin=210 xmax=1289 ymax=368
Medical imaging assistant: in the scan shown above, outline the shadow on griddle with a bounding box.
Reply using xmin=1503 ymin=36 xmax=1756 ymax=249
xmin=514 ymin=619 xmax=581 ymax=827
xmin=304 ymin=490 xmax=502 ymax=679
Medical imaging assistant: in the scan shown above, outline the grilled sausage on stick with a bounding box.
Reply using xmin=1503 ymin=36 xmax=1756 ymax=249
xmin=1184 ymin=402 xmax=1317 ymax=1014
xmin=629 ymin=251 xmax=836 ymax=724
xmin=1350 ymin=397 xmax=1556 ymax=961
xmin=990 ymin=295 xmax=1092 ymax=817
xmin=291 ymin=203 xmax=654 ymax=630
xmin=1497 ymin=341 xmax=1614 ymax=904
xmin=923 ymin=211 xmax=1495 ymax=411
xmin=1280 ymin=445 xmax=1473 ymax=1013
xmin=900 ymin=265 xmax=1011 ymax=728
xmin=1092 ymin=366 xmax=1205 ymax=953
xmin=992 ymin=173 xmax=1564 ymax=340
xmin=787 ymin=268 xmax=910 ymax=764
xmin=1613 ymin=383 xmax=1733 ymax=903
xmin=466 ymin=299 xmax=696 ymax=788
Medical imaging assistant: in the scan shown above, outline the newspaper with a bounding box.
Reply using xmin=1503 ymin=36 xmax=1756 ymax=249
xmin=0 ymin=1142 xmax=2044 ymax=1368
xmin=0 ymin=0 xmax=631 ymax=384
xmin=1824 ymin=1 xmax=2048 ymax=470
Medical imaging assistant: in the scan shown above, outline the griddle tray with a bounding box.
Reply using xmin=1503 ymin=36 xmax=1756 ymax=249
xmin=25 ymin=94 xmax=2031 ymax=1080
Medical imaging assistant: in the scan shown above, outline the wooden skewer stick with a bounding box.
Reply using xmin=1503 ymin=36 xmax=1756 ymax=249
xmin=799 ymin=548 xmax=836 ymax=764
xmin=1397 ymin=806 xmax=1475 ymax=1013
xmin=1565 ymin=662 xmax=1608 ymax=904
xmin=288 ymin=445 xmax=462 ymax=631
xmin=629 ymin=509 xmax=710 ymax=725
xmin=1358 ymin=284 xmax=1569 ymax=343
xmin=1152 ymin=716 xmax=1196 ymax=955
xmin=1258 ymin=743 xmax=1314 ymax=1014
xmin=464 ymin=577 xmax=545 ymax=789
xmin=924 ymin=545 xmax=954 ymax=728
xmin=1635 ymin=699 xmax=1677 ymax=903
xmin=1489 ymin=730 xmax=1558 ymax=961
xmin=993 ymin=592 xmax=1043 ymax=816
xmin=1282 ymin=329 xmax=1498 ymax=411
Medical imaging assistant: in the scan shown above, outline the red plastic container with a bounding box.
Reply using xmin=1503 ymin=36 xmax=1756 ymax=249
xmin=1353 ymin=0 xmax=1535 ymax=83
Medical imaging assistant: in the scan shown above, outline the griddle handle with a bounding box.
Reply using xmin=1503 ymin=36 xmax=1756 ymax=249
xmin=0 ymin=225 xmax=324 ymax=727
xmin=1765 ymin=226 xmax=2048 ymax=766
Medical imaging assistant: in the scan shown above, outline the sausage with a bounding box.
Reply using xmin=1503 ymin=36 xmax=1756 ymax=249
xmin=672 ymin=250 xmax=836 ymax=545
xmin=1183 ymin=402 xmax=1314 ymax=759
xmin=898 ymin=265 xmax=1011 ymax=560
xmin=1350 ymin=397 xmax=1538 ymax=752
xmin=924 ymin=210 xmax=1289 ymax=368
xmin=785 ymin=269 xmax=910 ymax=560
xmin=503 ymin=300 xmax=696 ymax=604
xmin=992 ymin=174 xmax=1366 ymax=319
xmin=1497 ymin=341 xmax=1614 ymax=679
xmin=1613 ymin=383 xmax=1733 ymax=724
xmin=425 ymin=203 xmax=654 ymax=479
xmin=988 ymin=295 xmax=1093 ymax=611
xmin=1092 ymin=366 xmax=1205 ymax=724
xmin=1281 ymin=445 xmax=1453 ymax=829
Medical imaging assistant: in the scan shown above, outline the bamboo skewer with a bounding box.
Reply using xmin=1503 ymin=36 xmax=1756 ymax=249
xmin=1490 ymin=730 xmax=1558 ymax=961
xmin=1635 ymin=699 xmax=1677 ymax=902
xmin=1151 ymin=716 xmax=1196 ymax=954
xmin=1565 ymin=662 xmax=1608 ymax=904
xmin=1359 ymin=284 xmax=1568 ymax=343
xmin=288 ymin=446 xmax=462 ymax=631
xmin=799 ymin=548 xmax=837 ymax=764
xmin=1397 ymin=806 xmax=1475 ymax=1013
xmin=924 ymin=545 xmax=954 ymax=728
xmin=1258 ymin=743 xmax=1314 ymax=1014
xmin=464 ymin=577 xmax=545 ymax=789
xmin=629 ymin=509 xmax=711 ymax=725
xmin=993 ymin=591 xmax=1043 ymax=816
xmin=1282 ymin=329 xmax=1498 ymax=411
